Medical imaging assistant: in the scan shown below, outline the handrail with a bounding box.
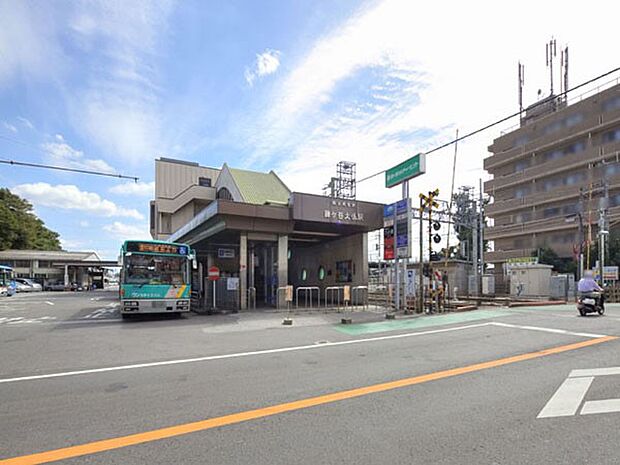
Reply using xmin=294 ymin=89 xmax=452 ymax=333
xmin=295 ymin=286 xmax=320 ymax=309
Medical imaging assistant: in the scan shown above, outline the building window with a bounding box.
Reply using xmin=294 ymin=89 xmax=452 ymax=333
xmin=198 ymin=177 xmax=212 ymax=187
xmin=217 ymin=187 xmax=233 ymax=200
xmin=610 ymin=193 xmax=620 ymax=207
xmin=602 ymin=128 xmax=620 ymax=144
xmin=605 ymin=164 xmax=620 ymax=177
xmin=543 ymin=120 xmax=563 ymax=135
xmin=38 ymin=261 xmax=52 ymax=268
xmin=318 ymin=266 xmax=326 ymax=281
xmin=513 ymin=135 xmax=529 ymax=148
xmin=515 ymin=186 xmax=531 ymax=199
xmin=336 ymin=260 xmax=353 ymax=283
xmin=565 ymin=173 xmax=585 ymax=185
xmin=13 ymin=260 xmax=30 ymax=268
xmin=543 ymin=207 xmax=560 ymax=218
xmin=150 ymin=204 xmax=155 ymax=230
xmin=562 ymin=204 xmax=577 ymax=215
xmin=565 ymin=113 xmax=583 ymax=127
xmin=603 ymin=96 xmax=620 ymax=112
xmin=515 ymin=160 xmax=530 ymax=172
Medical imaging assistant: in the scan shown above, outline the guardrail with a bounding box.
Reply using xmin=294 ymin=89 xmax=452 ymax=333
xmin=324 ymin=286 xmax=347 ymax=310
xmin=351 ymin=285 xmax=368 ymax=310
xmin=295 ymin=286 xmax=320 ymax=309
xmin=247 ymin=286 xmax=256 ymax=310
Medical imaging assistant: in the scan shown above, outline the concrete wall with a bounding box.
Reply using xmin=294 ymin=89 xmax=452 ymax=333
xmin=288 ymin=233 xmax=368 ymax=292
xmin=155 ymin=158 xmax=220 ymax=199
xmin=509 ymin=264 xmax=553 ymax=297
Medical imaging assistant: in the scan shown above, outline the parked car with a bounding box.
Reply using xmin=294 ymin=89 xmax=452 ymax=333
xmin=45 ymin=281 xmax=67 ymax=291
xmin=14 ymin=278 xmax=43 ymax=292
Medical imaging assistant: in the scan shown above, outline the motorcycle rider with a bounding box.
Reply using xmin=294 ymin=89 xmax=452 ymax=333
xmin=577 ymin=270 xmax=604 ymax=308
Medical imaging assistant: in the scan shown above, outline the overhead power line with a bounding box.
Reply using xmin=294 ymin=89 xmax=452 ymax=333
xmin=358 ymin=65 xmax=620 ymax=184
xmin=0 ymin=158 xmax=139 ymax=182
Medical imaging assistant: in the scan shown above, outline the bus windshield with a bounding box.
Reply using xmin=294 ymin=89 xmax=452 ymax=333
xmin=0 ymin=267 xmax=12 ymax=286
xmin=124 ymin=254 xmax=188 ymax=285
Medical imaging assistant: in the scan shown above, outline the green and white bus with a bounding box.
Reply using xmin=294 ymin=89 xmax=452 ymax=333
xmin=119 ymin=240 xmax=197 ymax=318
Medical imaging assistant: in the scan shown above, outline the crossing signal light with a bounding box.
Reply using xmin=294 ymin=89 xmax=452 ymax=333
xmin=433 ymin=221 xmax=441 ymax=231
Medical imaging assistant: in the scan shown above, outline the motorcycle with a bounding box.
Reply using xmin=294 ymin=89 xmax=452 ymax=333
xmin=577 ymin=292 xmax=605 ymax=316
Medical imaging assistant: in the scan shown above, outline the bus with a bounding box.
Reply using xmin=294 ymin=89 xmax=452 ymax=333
xmin=0 ymin=265 xmax=16 ymax=297
xmin=119 ymin=240 xmax=197 ymax=318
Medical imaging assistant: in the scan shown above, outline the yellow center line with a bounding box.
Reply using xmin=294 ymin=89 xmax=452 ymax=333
xmin=2 ymin=335 xmax=616 ymax=465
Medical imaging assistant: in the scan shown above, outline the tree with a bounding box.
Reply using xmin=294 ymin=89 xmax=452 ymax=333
xmin=532 ymin=247 xmax=577 ymax=274
xmin=0 ymin=188 xmax=62 ymax=251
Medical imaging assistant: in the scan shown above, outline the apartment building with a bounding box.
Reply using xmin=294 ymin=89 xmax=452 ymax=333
xmin=484 ymin=83 xmax=620 ymax=269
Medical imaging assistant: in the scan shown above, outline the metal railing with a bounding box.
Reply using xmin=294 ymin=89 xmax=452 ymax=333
xmin=351 ymin=286 xmax=368 ymax=310
xmin=247 ymin=287 xmax=256 ymax=310
xmin=295 ymin=286 xmax=320 ymax=309
xmin=325 ymin=286 xmax=346 ymax=310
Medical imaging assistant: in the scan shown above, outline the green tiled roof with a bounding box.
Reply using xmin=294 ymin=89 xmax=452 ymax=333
xmin=228 ymin=167 xmax=291 ymax=205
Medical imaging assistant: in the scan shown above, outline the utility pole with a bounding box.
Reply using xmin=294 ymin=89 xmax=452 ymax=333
xmin=598 ymin=179 xmax=609 ymax=284
xmin=478 ymin=179 xmax=484 ymax=291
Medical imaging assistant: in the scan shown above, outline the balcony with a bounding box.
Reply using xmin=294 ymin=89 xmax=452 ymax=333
xmin=484 ymin=141 xmax=620 ymax=194
xmin=485 ymin=113 xmax=608 ymax=172
xmin=486 ymin=172 xmax=620 ymax=217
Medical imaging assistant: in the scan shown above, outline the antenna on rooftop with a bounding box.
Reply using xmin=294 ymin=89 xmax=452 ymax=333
xmin=518 ymin=61 xmax=525 ymax=122
xmin=546 ymin=37 xmax=557 ymax=96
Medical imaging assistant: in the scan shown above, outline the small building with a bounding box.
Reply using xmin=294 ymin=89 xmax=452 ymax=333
xmin=150 ymin=157 xmax=384 ymax=310
xmin=508 ymin=263 xmax=553 ymax=298
xmin=0 ymin=250 xmax=117 ymax=289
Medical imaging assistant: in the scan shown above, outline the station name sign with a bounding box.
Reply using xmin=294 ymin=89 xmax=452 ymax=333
xmin=127 ymin=242 xmax=188 ymax=255
xmin=324 ymin=200 xmax=365 ymax=222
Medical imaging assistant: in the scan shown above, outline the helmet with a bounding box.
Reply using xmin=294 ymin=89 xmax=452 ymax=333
xmin=584 ymin=270 xmax=594 ymax=278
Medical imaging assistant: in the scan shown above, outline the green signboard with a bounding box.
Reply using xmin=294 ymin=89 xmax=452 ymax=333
xmin=385 ymin=153 xmax=426 ymax=188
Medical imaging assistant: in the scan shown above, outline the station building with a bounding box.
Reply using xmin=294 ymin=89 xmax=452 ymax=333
xmin=150 ymin=157 xmax=383 ymax=310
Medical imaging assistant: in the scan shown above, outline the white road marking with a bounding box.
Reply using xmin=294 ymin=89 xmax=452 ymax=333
xmin=0 ymin=320 xmax=605 ymax=385
xmin=581 ymin=399 xmax=620 ymax=415
xmin=0 ymin=322 xmax=493 ymax=384
xmin=489 ymin=322 xmax=607 ymax=338
xmin=45 ymin=301 xmax=55 ymax=306
xmin=570 ymin=366 xmax=620 ymax=378
xmin=537 ymin=376 xmax=594 ymax=418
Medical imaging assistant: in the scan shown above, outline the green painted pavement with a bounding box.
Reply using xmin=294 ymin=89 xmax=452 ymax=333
xmin=334 ymin=309 xmax=513 ymax=336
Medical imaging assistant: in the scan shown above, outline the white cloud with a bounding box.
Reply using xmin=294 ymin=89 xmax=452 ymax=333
xmin=0 ymin=2 xmax=66 ymax=87
xmin=17 ymin=117 xmax=34 ymax=129
xmin=67 ymin=0 xmax=174 ymax=164
xmin=2 ymin=121 xmax=17 ymax=133
xmin=41 ymin=138 xmax=116 ymax=173
xmin=245 ymin=49 xmax=281 ymax=86
xmin=246 ymin=0 xmax=620 ymax=212
xmin=79 ymin=220 xmax=90 ymax=227
xmin=12 ymin=183 xmax=144 ymax=220
xmin=109 ymin=181 xmax=155 ymax=197
xmin=103 ymin=221 xmax=149 ymax=240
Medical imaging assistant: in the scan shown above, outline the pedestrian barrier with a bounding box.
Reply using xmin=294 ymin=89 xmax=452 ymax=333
xmin=325 ymin=286 xmax=346 ymax=310
xmin=351 ymin=285 xmax=369 ymax=309
xmin=247 ymin=287 xmax=256 ymax=310
xmin=295 ymin=286 xmax=320 ymax=309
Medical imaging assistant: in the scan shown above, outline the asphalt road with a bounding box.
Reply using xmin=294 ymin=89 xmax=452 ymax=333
xmin=2 ymin=291 xmax=620 ymax=464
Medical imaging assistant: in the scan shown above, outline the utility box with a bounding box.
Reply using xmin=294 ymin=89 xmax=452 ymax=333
xmin=482 ymin=274 xmax=495 ymax=295
xmin=509 ymin=264 xmax=552 ymax=297
xmin=550 ymin=274 xmax=575 ymax=300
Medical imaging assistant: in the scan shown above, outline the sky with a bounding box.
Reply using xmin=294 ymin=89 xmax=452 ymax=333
xmin=1 ymin=0 xmax=619 ymax=260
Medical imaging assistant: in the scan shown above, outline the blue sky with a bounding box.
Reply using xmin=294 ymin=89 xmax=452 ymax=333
xmin=1 ymin=0 xmax=619 ymax=259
